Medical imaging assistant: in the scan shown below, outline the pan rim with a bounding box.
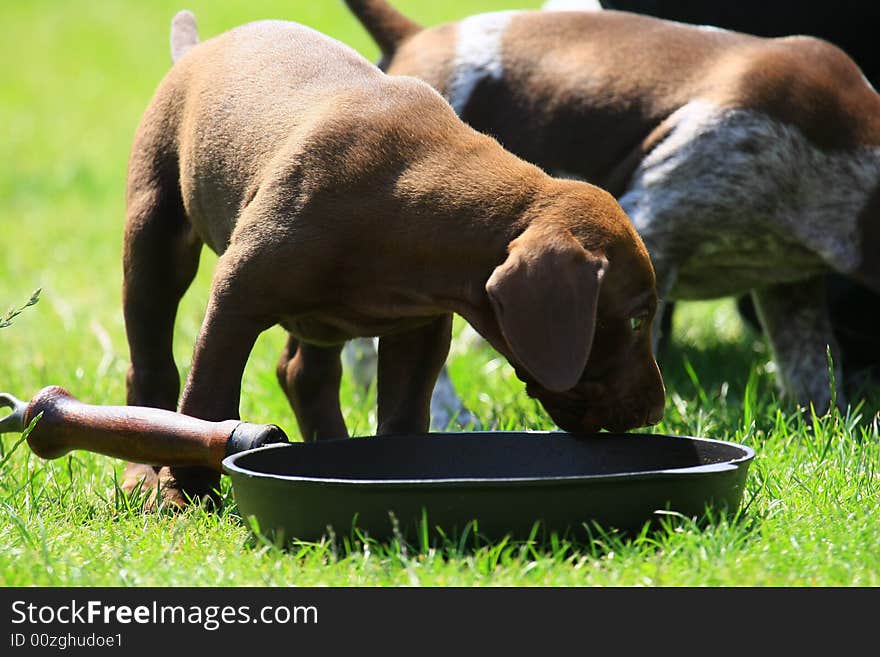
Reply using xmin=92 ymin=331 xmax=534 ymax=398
xmin=221 ymin=431 xmax=755 ymax=487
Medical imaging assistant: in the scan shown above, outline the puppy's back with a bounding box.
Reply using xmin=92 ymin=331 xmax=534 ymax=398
xmin=170 ymin=20 xmax=384 ymax=146
xmin=131 ymin=18 xmax=483 ymax=252
xmin=135 ymin=22 xmax=388 ymax=244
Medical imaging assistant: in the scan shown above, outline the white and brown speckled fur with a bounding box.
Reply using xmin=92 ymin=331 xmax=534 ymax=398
xmin=618 ymin=100 xmax=880 ymax=405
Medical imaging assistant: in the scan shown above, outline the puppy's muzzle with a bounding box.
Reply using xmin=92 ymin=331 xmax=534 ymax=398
xmin=526 ymin=373 xmax=665 ymax=434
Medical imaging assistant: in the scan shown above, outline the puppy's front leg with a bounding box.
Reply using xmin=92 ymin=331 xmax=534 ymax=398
xmin=160 ymin=250 xmax=273 ymax=506
xmin=277 ymin=336 xmax=348 ymax=441
xmin=377 ymin=315 xmax=453 ymax=435
xmin=751 ymin=277 xmax=845 ymax=412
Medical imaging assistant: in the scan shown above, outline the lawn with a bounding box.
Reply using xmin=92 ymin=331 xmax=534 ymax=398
xmin=1 ymin=0 xmax=878 ymax=586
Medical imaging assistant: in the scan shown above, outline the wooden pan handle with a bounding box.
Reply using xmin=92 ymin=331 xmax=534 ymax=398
xmin=8 ymin=386 xmax=287 ymax=471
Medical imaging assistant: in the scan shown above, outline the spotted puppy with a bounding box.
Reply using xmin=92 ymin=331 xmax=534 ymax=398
xmin=587 ymin=0 xmax=880 ymax=390
xmin=345 ymin=0 xmax=880 ymax=411
xmin=122 ymin=12 xmax=665 ymax=503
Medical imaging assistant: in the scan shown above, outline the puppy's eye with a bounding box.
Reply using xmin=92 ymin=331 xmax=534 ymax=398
xmin=629 ymin=315 xmax=647 ymax=332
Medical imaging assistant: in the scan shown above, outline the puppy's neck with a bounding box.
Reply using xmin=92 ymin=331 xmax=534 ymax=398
xmin=381 ymin=138 xmax=557 ymax=352
xmin=388 ymin=138 xmax=549 ymax=266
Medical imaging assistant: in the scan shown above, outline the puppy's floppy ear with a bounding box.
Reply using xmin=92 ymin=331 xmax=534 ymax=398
xmin=486 ymin=224 xmax=606 ymax=392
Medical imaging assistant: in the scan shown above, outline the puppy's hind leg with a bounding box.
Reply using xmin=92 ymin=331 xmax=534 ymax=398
xmin=122 ymin=159 xmax=202 ymax=498
xmin=277 ymin=336 xmax=348 ymax=441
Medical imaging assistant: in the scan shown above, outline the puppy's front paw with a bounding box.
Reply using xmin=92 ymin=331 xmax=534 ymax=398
xmin=121 ymin=462 xmax=218 ymax=511
xmin=154 ymin=465 xmax=221 ymax=510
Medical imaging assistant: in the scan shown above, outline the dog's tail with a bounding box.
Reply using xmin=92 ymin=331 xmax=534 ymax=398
xmin=170 ymin=9 xmax=199 ymax=64
xmin=343 ymin=0 xmax=421 ymax=61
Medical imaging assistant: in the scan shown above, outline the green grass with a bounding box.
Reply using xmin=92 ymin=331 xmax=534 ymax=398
xmin=1 ymin=0 xmax=878 ymax=586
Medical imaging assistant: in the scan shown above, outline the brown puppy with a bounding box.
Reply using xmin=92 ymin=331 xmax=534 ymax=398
xmin=345 ymin=1 xmax=880 ymax=412
xmin=121 ymin=13 xmax=664 ymax=503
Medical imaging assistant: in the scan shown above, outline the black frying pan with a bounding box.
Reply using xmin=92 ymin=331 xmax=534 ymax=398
xmin=1 ymin=386 xmax=754 ymax=543
xmin=224 ymin=432 xmax=754 ymax=542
